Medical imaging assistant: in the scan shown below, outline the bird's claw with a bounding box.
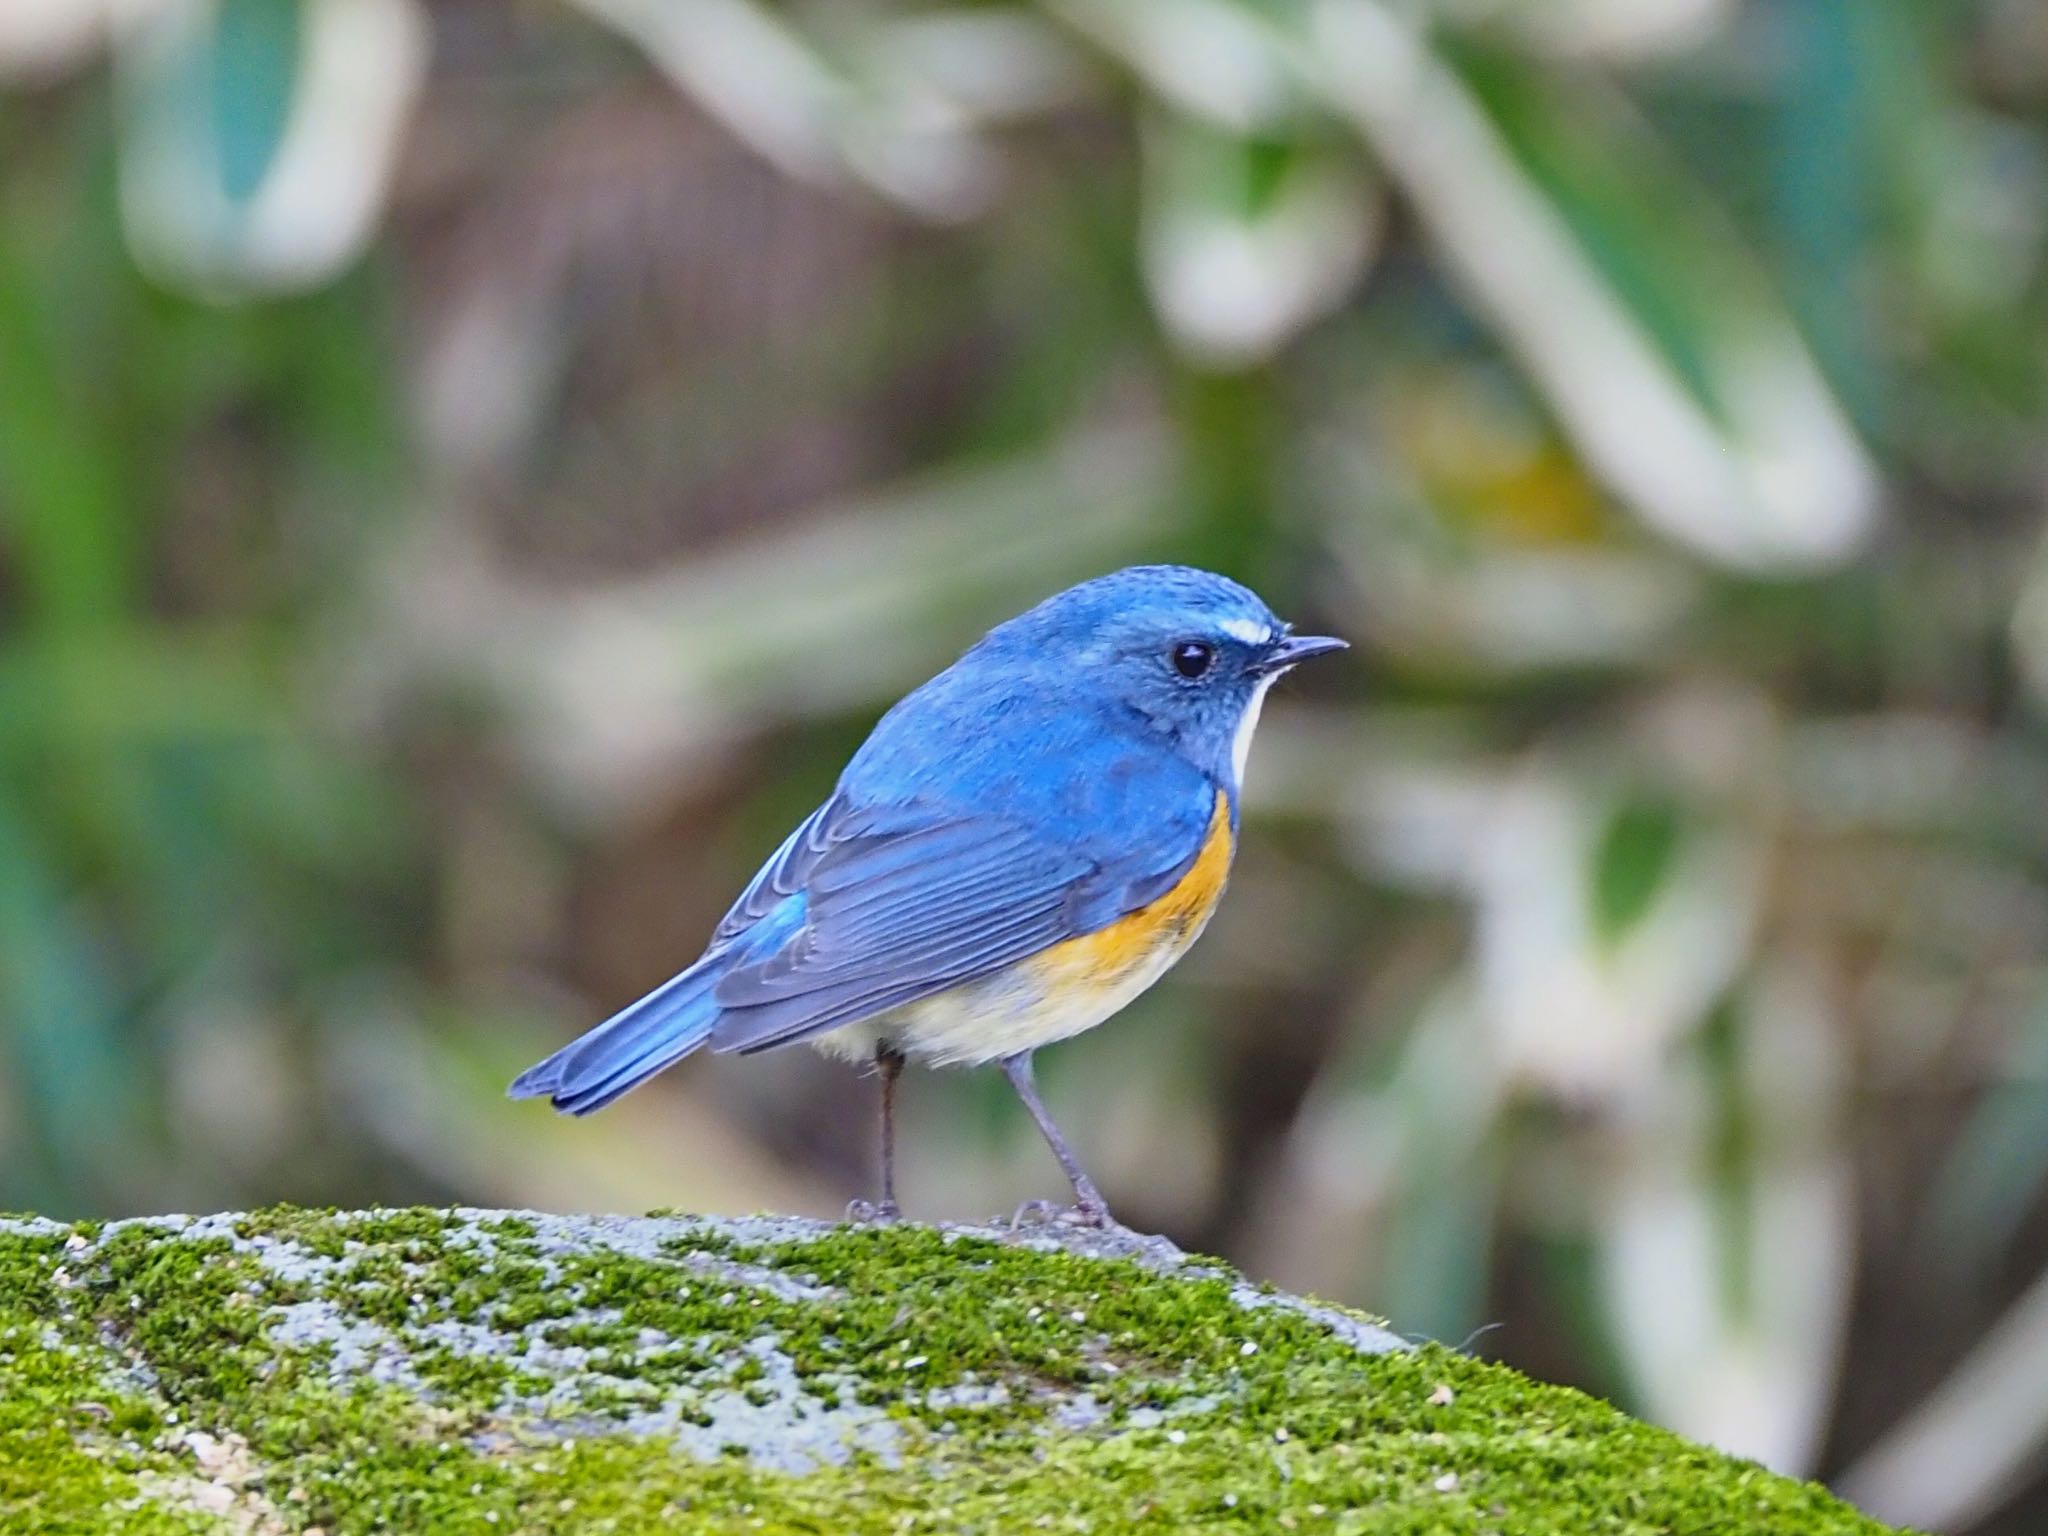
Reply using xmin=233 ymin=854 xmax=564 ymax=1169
xmin=1006 ymin=1197 xmax=1115 ymax=1232
xmin=845 ymin=1198 xmax=901 ymax=1225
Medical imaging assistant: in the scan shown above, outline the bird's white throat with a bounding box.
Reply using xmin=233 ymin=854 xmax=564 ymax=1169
xmin=1232 ymin=673 xmax=1279 ymax=788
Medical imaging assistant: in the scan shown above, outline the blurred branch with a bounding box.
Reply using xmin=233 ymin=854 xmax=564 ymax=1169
xmin=567 ymin=0 xmax=1001 ymax=220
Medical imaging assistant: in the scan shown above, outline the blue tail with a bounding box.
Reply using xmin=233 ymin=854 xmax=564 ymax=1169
xmin=508 ymin=954 xmax=728 ymax=1116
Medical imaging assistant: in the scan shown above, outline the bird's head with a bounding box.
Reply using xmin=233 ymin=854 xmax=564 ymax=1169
xmin=976 ymin=565 xmax=1347 ymax=790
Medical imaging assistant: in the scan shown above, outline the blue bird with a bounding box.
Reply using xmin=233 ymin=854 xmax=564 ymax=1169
xmin=509 ymin=565 xmax=1346 ymax=1226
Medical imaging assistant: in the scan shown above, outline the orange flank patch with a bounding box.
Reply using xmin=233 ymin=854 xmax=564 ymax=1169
xmin=1037 ymin=790 xmax=1235 ymax=986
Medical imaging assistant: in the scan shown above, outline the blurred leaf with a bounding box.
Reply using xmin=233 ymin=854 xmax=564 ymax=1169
xmin=114 ymin=0 xmax=426 ymax=293
xmin=1448 ymin=40 xmax=1722 ymax=416
xmin=1353 ymin=994 xmax=1510 ymax=1344
xmin=1303 ymin=0 xmax=1878 ymax=572
xmin=1922 ymin=1004 xmax=2048 ymax=1277
xmin=0 ymin=221 xmax=135 ymax=631
xmin=1049 ymin=0 xmax=1298 ymax=134
xmin=1589 ymin=793 xmax=1682 ymax=945
xmin=1140 ymin=116 xmax=1380 ymax=367
xmin=1380 ymin=1130 xmax=1500 ymax=1346
xmin=1770 ymin=0 xmax=1888 ymax=428
xmin=0 ymin=793 xmax=150 ymax=1209
xmin=211 ymin=0 xmax=299 ymax=202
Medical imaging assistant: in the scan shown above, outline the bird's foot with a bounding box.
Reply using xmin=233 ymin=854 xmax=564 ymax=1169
xmin=1006 ymin=1196 xmax=1117 ymax=1232
xmin=844 ymin=1197 xmax=901 ymax=1225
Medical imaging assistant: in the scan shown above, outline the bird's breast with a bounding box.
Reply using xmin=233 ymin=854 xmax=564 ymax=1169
xmin=1031 ymin=789 xmax=1234 ymax=989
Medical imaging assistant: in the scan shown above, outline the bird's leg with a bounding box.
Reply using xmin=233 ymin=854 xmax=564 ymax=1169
xmin=877 ymin=1043 xmax=905 ymax=1216
xmin=1001 ymin=1052 xmax=1113 ymax=1227
xmin=846 ymin=1044 xmax=906 ymax=1223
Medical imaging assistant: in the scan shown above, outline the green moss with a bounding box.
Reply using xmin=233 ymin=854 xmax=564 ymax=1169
xmin=0 ymin=1209 xmax=1910 ymax=1535
xmin=0 ymin=1228 xmax=221 ymax=1534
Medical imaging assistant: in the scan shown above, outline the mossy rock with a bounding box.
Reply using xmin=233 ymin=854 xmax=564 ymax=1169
xmin=0 ymin=1206 xmax=1901 ymax=1534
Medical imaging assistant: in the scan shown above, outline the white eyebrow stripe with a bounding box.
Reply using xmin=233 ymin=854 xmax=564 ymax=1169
xmin=1219 ymin=618 xmax=1272 ymax=645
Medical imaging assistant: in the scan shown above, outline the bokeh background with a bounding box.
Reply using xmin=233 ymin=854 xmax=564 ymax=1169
xmin=4 ymin=0 xmax=2047 ymax=1529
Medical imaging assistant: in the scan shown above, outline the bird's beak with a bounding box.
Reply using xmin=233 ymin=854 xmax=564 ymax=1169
xmin=1251 ymin=633 xmax=1348 ymax=675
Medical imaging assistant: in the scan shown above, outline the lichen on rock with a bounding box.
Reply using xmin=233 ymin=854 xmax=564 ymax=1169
xmin=0 ymin=1206 xmax=1906 ymax=1533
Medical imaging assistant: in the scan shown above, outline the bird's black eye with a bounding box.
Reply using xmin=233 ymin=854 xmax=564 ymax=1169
xmin=1171 ymin=640 xmax=1215 ymax=679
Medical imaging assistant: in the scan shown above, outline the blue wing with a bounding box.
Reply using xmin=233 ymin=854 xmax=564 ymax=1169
xmin=512 ymin=676 xmax=1222 ymax=1109
xmin=706 ymin=693 xmax=1220 ymax=1054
